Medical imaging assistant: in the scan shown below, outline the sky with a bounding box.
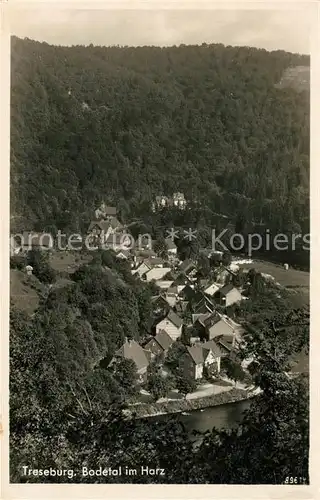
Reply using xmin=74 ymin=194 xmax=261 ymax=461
xmin=9 ymin=4 xmax=312 ymax=54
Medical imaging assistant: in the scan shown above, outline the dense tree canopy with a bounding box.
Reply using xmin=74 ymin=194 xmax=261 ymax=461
xmin=11 ymin=37 xmax=309 ymax=240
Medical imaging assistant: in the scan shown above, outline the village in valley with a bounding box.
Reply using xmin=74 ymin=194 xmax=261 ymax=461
xmin=9 ymin=26 xmax=310 ymax=484
xmin=12 ymin=196 xmax=306 ymax=414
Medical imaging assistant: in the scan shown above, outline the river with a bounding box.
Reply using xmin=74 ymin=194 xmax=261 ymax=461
xmin=152 ymin=398 xmax=252 ymax=436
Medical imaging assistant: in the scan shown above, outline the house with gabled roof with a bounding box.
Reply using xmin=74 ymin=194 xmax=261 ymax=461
xmin=196 ymin=312 xmax=236 ymax=341
xmin=88 ymin=220 xmax=110 ymax=236
xmin=171 ymin=272 xmax=193 ymax=294
xmin=165 ymin=294 xmax=177 ymax=308
xmin=193 ymin=311 xmax=212 ymax=330
xmin=108 ymin=338 xmax=150 ymax=380
xmin=143 ymin=267 xmax=172 ymax=282
xmin=165 ymin=238 xmax=177 ymax=255
xmin=191 ymin=296 xmax=215 ymax=323
xmin=132 ymin=260 xmax=152 ymax=278
xmin=179 ymin=259 xmax=196 ymax=276
xmin=88 ymin=218 xmax=122 ymax=236
xmin=214 ymin=284 xmax=242 ymax=307
xmin=144 ymin=330 xmax=174 ymax=358
xmin=108 ymin=216 xmax=123 ymax=231
xmin=155 ymin=309 xmax=183 ymax=340
xmin=181 ymin=341 xmax=222 ymax=379
xmin=194 ymin=294 xmax=216 ymax=310
xmin=215 ymin=335 xmax=237 ymax=357
xmin=178 ymin=284 xmax=202 ymax=304
xmin=174 ymin=300 xmax=189 ymax=316
xmin=152 ymin=295 xmax=171 ymax=318
xmin=202 ymin=339 xmax=224 ymax=358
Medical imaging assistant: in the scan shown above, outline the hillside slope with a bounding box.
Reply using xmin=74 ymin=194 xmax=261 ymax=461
xmin=11 ymin=37 xmax=309 ymax=234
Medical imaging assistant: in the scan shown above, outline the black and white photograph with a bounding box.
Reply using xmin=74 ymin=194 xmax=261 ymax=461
xmin=4 ymin=0 xmax=313 ymax=490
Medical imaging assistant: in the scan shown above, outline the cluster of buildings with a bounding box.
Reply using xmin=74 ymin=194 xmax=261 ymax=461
xmin=151 ymin=192 xmax=187 ymax=212
xmin=86 ymin=206 xmax=131 ymax=251
xmin=12 ymin=203 xmax=248 ymax=390
xmin=109 ymin=244 xmax=245 ymax=384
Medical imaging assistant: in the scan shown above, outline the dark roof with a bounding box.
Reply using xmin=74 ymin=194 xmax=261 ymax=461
xmin=216 ymin=335 xmax=234 ymax=353
xmin=193 ymin=297 xmax=215 ymax=315
xmin=165 ymin=270 xmax=179 ymax=281
xmin=115 ymin=339 xmax=149 ymax=371
xmin=179 ymin=284 xmax=194 ymax=299
xmin=179 ymin=285 xmax=202 ymax=304
xmin=154 ymin=329 xmax=174 ymax=351
xmin=195 ymin=312 xmax=214 ymax=326
xmin=144 ymin=257 xmax=165 ymax=267
xmin=174 ymin=301 xmax=189 ymax=313
xmin=186 ymin=345 xmax=206 ymax=365
xmin=210 ymin=252 xmax=223 ymax=262
xmin=136 ymin=235 xmax=152 ymax=247
xmin=194 ymin=295 xmax=215 ymax=310
xmin=202 ymin=339 xmax=223 ymax=357
xmin=179 ymin=259 xmax=195 ymax=273
xmin=152 ymin=295 xmax=170 ymax=309
xmin=219 ymin=283 xmax=236 ymax=296
xmin=167 ymin=309 xmax=183 ymax=328
xmin=203 ymin=312 xmax=222 ymax=328
xmin=167 ymin=285 xmax=179 ymax=295
xmin=172 ymin=272 xmax=190 ymax=286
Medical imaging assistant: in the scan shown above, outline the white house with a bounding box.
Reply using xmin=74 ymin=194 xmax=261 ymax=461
xmin=155 ymin=310 xmax=183 ymax=341
xmin=215 ymin=284 xmax=242 ymax=307
xmin=173 ymin=192 xmax=187 ymax=210
xmin=182 ymin=341 xmax=222 ymax=380
xmin=144 ymin=267 xmax=172 ymax=282
xmin=132 ymin=261 xmax=152 ymax=277
xmin=165 ymin=238 xmax=177 ymax=255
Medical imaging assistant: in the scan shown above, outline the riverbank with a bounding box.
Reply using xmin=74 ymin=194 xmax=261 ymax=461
xmin=129 ymin=387 xmax=258 ymax=419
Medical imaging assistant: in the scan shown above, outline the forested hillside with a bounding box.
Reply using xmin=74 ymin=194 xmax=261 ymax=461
xmin=11 ymin=37 xmax=309 ymax=234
